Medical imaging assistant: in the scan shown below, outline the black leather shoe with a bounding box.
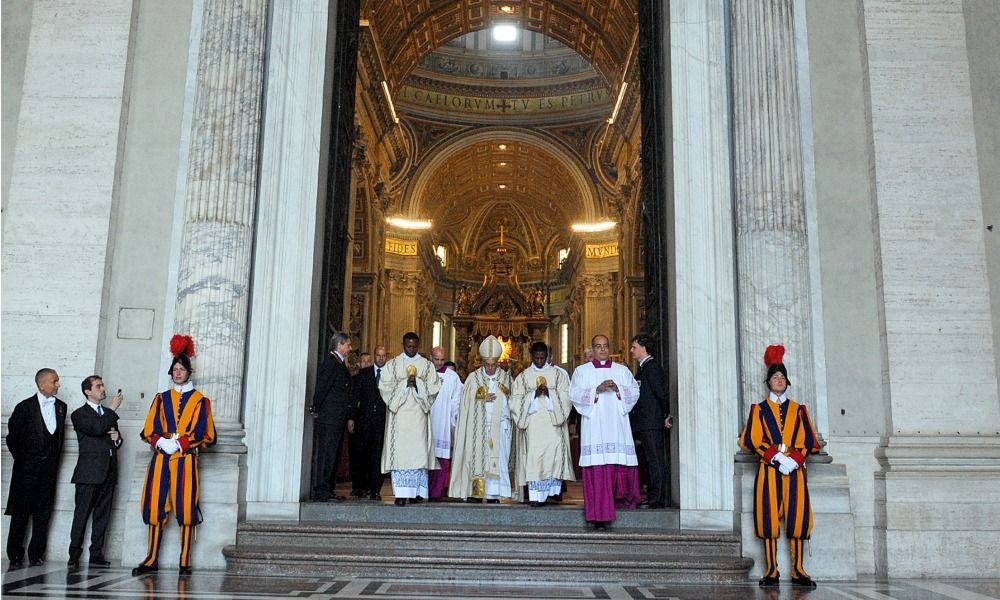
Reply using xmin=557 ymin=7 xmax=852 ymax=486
xmin=758 ymin=575 xmax=780 ymax=587
xmin=179 ymin=566 xmax=193 ymax=575
xmin=131 ymin=564 xmax=158 ymax=576
xmin=351 ymin=489 xmax=365 ymax=498
xmin=89 ymin=558 xmax=111 ymax=568
xmin=791 ymin=575 xmax=817 ymax=588
xmin=67 ymin=558 xmax=80 ymax=569
xmin=638 ymin=501 xmax=665 ymax=509
xmin=370 ymin=493 xmax=382 ymax=501
xmin=593 ymin=521 xmax=608 ymax=531
xmin=394 ymin=498 xmax=407 ymax=506
xmin=485 ymin=498 xmax=499 ymax=504
xmin=29 ymin=559 xmax=44 ymax=567
xmin=9 ymin=558 xmax=24 ymax=570
xmin=409 ymin=497 xmax=423 ymax=504
xmin=330 ymin=495 xmax=346 ymax=503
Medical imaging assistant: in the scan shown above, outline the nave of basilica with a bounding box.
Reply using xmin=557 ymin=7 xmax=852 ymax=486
xmin=2 ymin=0 xmax=1000 ymax=589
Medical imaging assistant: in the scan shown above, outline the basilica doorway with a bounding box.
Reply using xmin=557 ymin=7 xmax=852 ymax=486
xmin=313 ymin=0 xmax=674 ymax=505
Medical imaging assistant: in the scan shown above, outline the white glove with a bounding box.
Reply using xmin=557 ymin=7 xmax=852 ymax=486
xmin=774 ymin=452 xmax=799 ymax=474
xmin=156 ymin=437 xmax=180 ymax=455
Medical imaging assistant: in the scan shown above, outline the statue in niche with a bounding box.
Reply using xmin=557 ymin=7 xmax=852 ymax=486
xmin=456 ymin=285 xmax=473 ymax=314
xmin=531 ymin=287 xmax=545 ymax=315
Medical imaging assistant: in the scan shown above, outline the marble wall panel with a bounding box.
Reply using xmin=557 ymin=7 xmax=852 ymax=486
xmin=1 ymin=0 xmax=133 ymax=415
xmin=863 ymin=0 xmax=999 ymax=433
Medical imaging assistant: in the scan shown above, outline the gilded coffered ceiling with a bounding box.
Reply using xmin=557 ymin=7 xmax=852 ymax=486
xmin=363 ymin=0 xmax=637 ymax=91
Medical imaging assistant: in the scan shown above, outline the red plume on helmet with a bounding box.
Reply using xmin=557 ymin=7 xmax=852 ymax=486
xmin=170 ymin=334 xmax=196 ymax=358
xmin=763 ymin=344 xmax=789 ymax=386
xmin=763 ymin=344 xmax=785 ymax=367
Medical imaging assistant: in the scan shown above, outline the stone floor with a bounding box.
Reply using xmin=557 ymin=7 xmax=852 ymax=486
xmin=3 ymin=562 xmax=999 ymax=600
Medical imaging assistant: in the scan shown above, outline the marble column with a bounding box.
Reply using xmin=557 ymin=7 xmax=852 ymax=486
xmin=669 ymin=0 xmax=740 ymax=529
xmin=242 ymin=0 xmax=332 ymax=519
xmin=173 ymin=0 xmax=267 ymax=423
xmin=730 ymin=0 xmax=819 ymax=420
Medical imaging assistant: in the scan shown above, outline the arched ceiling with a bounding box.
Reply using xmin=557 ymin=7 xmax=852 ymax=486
xmin=363 ymin=0 xmax=637 ymax=91
xmin=408 ymin=133 xmax=598 ymax=271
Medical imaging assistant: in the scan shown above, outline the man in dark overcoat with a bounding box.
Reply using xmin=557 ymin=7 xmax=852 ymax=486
xmin=5 ymin=368 xmax=67 ymax=568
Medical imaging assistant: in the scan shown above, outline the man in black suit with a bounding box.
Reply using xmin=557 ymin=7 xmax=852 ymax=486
xmin=629 ymin=333 xmax=674 ymax=509
xmin=5 ymin=368 xmax=67 ymax=568
xmin=352 ymin=345 xmax=388 ymax=500
xmin=67 ymin=376 xmax=124 ymax=569
xmin=309 ymin=331 xmax=353 ymax=502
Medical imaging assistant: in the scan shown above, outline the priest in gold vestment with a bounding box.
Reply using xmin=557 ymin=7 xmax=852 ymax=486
xmin=450 ymin=335 xmax=514 ymax=502
xmin=379 ymin=332 xmax=441 ymax=505
xmin=511 ymin=342 xmax=575 ymax=506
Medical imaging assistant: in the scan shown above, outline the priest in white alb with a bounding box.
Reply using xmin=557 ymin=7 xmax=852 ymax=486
xmin=427 ymin=346 xmax=462 ymax=500
xmin=511 ymin=341 xmax=575 ymax=506
xmin=569 ymin=334 xmax=641 ymax=529
xmin=379 ymin=331 xmax=441 ymax=506
xmin=450 ymin=335 xmax=514 ymax=503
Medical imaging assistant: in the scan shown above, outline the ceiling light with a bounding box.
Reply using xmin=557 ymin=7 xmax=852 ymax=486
xmin=497 ymin=162 xmax=508 ymax=167
xmin=386 ymin=217 xmax=432 ymax=230
xmin=498 ymin=144 xmax=508 ymax=150
xmin=499 ymin=5 xmax=515 ymax=14
xmin=571 ymin=221 xmax=616 ymax=233
xmin=498 ymin=184 xmax=508 ymax=189
xmin=493 ymin=24 xmax=518 ymax=42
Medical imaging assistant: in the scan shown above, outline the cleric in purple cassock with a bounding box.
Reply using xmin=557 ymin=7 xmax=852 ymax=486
xmin=569 ymin=334 xmax=641 ymax=530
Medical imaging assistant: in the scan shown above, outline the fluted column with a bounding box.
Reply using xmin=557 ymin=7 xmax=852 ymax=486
xmin=174 ymin=0 xmax=267 ymax=423
xmin=731 ymin=0 xmax=818 ymax=421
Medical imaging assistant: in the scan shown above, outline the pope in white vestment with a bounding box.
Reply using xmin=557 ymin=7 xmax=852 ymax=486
xmin=569 ymin=335 xmax=640 ymax=527
xmin=379 ymin=333 xmax=442 ymax=504
xmin=450 ymin=336 xmax=514 ymax=502
xmin=511 ymin=342 xmax=575 ymax=505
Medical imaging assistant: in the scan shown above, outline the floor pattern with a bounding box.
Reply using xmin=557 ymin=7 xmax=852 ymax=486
xmin=3 ymin=563 xmax=999 ymax=600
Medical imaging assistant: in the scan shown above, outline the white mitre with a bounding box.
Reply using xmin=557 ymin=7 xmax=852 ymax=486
xmin=479 ymin=335 xmax=502 ymax=360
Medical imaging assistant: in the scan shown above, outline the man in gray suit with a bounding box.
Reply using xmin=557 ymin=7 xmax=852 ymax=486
xmin=67 ymin=376 xmax=123 ymax=568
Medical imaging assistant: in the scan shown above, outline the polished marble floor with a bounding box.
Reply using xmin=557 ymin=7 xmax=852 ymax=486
xmin=3 ymin=562 xmax=999 ymax=600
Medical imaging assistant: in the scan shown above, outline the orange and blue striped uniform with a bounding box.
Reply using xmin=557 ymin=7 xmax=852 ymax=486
xmin=740 ymin=397 xmax=820 ymax=539
xmin=137 ymin=388 xmax=215 ymax=568
xmin=739 ymin=397 xmax=820 ymax=579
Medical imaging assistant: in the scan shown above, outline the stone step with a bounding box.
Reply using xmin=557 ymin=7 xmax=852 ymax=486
xmin=236 ymin=520 xmax=743 ymax=558
xmin=225 ymin=518 xmax=753 ymax=584
xmin=299 ymin=499 xmax=680 ymax=529
xmin=224 ymin=540 xmax=753 ymax=584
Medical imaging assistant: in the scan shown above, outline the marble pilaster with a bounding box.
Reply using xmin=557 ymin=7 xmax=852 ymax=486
xmin=730 ymin=0 xmax=819 ymax=421
xmin=242 ymin=0 xmax=332 ymax=519
xmin=173 ymin=0 xmax=267 ymax=424
xmin=669 ymin=0 xmax=740 ymax=528
xmin=862 ymin=0 xmax=1000 ymax=577
xmin=385 ymin=269 xmax=423 ymax=342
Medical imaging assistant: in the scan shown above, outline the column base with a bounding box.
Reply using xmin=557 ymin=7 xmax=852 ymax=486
xmin=876 ymin=434 xmax=1000 ymax=577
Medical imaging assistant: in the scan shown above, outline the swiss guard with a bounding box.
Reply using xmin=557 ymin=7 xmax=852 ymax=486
xmin=132 ymin=335 xmax=216 ymax=576
xmin=739 ymin=344 xmax=821 ymax=589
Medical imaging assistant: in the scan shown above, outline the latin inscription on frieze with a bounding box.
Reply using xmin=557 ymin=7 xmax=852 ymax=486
xmin=585 ymin=242 xmax=619 ymax=259
xmin=385 ymin=238 xmax=418 ymax=256
xmin=397 ymin=86 xmax=610 ymax=115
